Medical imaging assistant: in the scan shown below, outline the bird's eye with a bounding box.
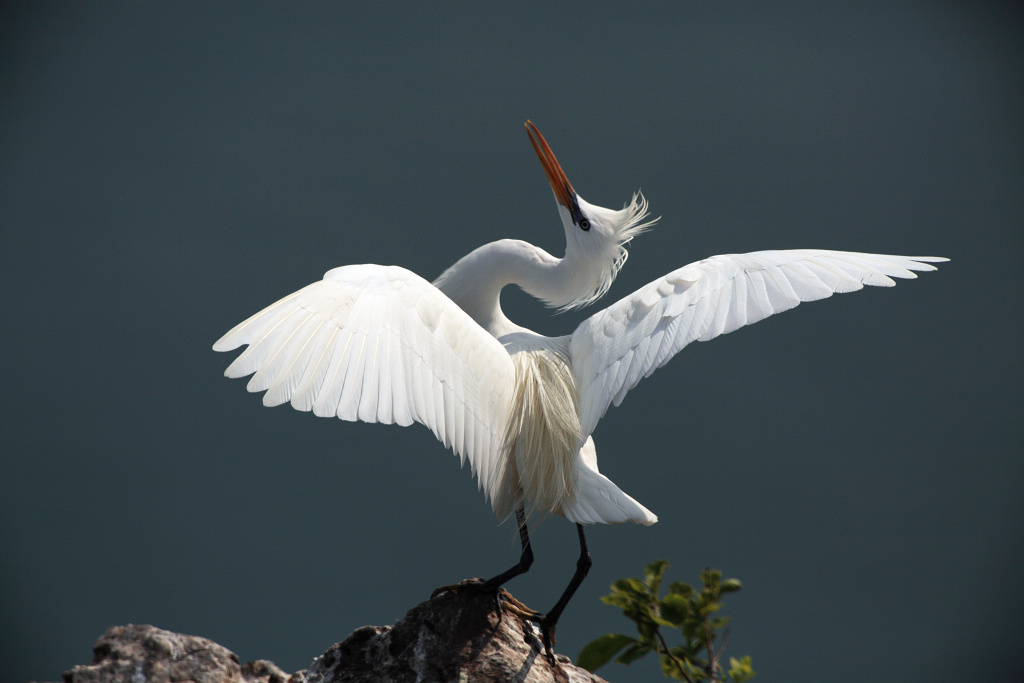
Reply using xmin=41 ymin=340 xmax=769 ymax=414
xmin=579 ymin=218 xmax=591 ymax=231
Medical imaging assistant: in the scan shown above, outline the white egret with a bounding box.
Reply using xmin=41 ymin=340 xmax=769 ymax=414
xmin=214 ymin=121 xmax=945 ymax=655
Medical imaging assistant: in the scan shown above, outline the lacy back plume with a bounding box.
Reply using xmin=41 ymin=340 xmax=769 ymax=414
xmin=493 ymin=343 xmax=581 ymax=523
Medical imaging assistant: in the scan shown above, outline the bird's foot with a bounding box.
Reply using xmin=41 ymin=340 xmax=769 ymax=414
xmin=431 ymin=579 xmax=538 ymax=625
xmin=431 ymin=581 xmax=559 ymax=664
xmin=525 ymin=612 xmax=557 ymax=663
xmin=498 ymin=590 xmax=541 ymax=620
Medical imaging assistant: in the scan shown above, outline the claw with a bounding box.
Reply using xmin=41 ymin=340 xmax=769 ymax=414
xmin=497 ymin=590 xmax=539 ymax=619
xmin=523 ymin=611 xmax=556 ymax=662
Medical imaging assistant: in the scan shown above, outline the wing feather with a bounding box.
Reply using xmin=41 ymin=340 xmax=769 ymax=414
xmin=290 ymin=325 xmax=339 ymax=412
xmin=571 ymin=250 xmax=945 ymax=436
xmin=311 ymin=329 xmax=353 ymax=418
xmin=248 ymin=313 xmax=317 ymax=394
xmin=263 ymin=318 xmax=325 ymax=406
xmin=214 ymin=264 xmax=515 ymax=499
xmin=338 ymin=332 xmax=366 ymax=422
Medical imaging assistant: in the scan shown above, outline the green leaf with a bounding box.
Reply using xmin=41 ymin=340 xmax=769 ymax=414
xmin=576 ymin=633 xmax=636 ymax=672
xmin=651 ymin=614 xmax=678 ymax=627
xmin=645 ymin=559 xmax=670 ymax=593
xmin=673 ymin=642 xmax=701 ymax=662
xmin=668 ymin=581 xmax=695 ymax=598
xmin=709 ymin=615 xmax=732 ymax=630
xmin=627 ymin=600 xmax=656 ymax=626
xmin=699 ymin=600 xmax=723 ymax=616
xmin=600 ymin=593 xmax=633 ymax=609
xmin=659 ymin=594 xmax=689 ymax=625
xmin=622 ymin=605 xmax=647 ymax=625
xmin=702 ymin=568 xmax=723 ymax=585
xmin=613 ymin=577 xmax=650 ymax=598
xmin=721 ymin=578 xmax=743 ymax=593
xmin=728 ymin=655 xmax=756 ymax=682
xmin=637 ymin=619 xmax=658 ymax=643
xmin=616 ymin=642 xmax=653 ymax=665
xmin=682 ymin=620 xmax=699 ymax=640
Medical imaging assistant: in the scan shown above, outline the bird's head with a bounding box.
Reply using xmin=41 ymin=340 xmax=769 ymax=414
xmin=525 ymin=121 xmax=658 ymax=310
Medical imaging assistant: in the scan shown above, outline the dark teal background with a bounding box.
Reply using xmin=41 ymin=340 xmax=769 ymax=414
xmin=2 ymin=3 xmax=1021 ymax=682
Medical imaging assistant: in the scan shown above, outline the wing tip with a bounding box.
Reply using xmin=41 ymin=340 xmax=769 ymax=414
xmin=212 ymin=336 xmax=238 ymax=352
xmin=908 ymin=256 xmax=948 ymax=271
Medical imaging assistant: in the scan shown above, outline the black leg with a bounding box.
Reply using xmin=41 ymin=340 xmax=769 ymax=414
xmin=531 ymin=523 xmax=592 ymax=658
xmin=432 ymin=506 xmax=535 ymax=604
xmin=482 ymin=506 xmax=534 ymax=588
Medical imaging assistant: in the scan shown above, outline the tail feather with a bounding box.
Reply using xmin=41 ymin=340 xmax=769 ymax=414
xmin=559 ymin=437 xmax=657 ymax=526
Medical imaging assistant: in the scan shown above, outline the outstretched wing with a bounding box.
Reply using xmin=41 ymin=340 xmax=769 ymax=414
xmin=214 ymin=264 xmax=515 ymax=498
xmin=569 ymin=250 xmax=946 ymax=436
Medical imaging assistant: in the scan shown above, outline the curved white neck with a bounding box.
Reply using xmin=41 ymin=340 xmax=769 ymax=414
xmin=433 ymin=239 xmax=590 ymax=337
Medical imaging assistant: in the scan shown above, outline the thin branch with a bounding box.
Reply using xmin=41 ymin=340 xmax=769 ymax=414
xmin=704 ymin=628 xmax=718 ymax=683
xmin=655 ymin=626 xmax=695 ymax=683
xmin=712 ymin=628 xmax=730 ymax=673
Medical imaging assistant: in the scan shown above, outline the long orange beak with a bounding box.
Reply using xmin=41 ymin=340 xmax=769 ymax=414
xmin=525 ymin=121 xmax=575 ymax=210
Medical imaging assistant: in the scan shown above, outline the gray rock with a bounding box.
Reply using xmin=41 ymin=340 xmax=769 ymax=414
xmin=59 ymin=586 xmax=608 ymax=683
xmin=302 ymin=584 xmax=607 ymax=683
xmin=62 ymin=624 xmax=299 ymax=683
